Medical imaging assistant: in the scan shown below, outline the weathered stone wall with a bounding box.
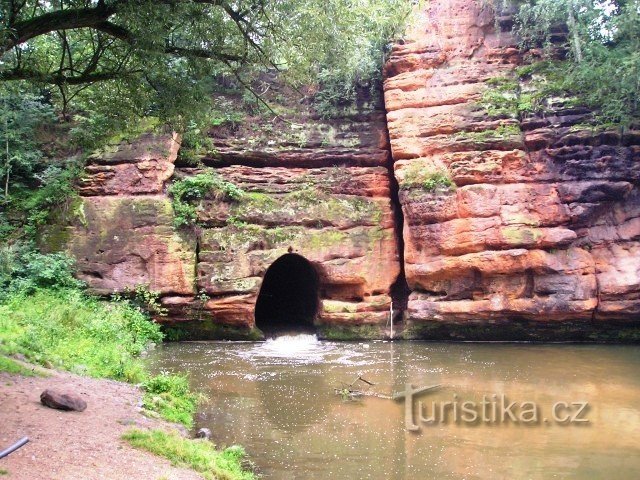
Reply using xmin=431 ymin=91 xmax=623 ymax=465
xmin=384 ymin=0 xmax=640 ymax=339
xmin=61 ymin=0 xmax=640 ymax=340
xmin=65 ymin=96 xmax=401 ymax=339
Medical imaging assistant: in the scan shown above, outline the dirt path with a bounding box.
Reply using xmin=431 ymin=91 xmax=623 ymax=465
xmin=0 ymin=366 xmax=203 ymax=480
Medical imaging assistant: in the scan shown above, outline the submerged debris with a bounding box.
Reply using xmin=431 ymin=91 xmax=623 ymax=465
xmin=334 ymin=375 xmax=392 ymax=401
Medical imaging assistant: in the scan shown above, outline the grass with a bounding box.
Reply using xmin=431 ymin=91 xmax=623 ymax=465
xmin=142 ymin=373 xmax=198 ymax=428
xmin=0 ymin=288 xmax=161 ymax=382
xmin=454 ymin=123 xmax=521 ymax=142
xmin=0 ymin=355 xmax=39 ymax=376
xmin=0 ymin=287 xmax=198 ymax=427
xmin=399 ymin=163 xmax=456 ymax=192
xmin=123 ymin=429 xmax=256 ymax=480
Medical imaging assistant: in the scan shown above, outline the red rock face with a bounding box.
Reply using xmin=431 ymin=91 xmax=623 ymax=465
xmin=63 ymin=0 xmax=640 ymax=339
xmin=66 ymin=99 xmax=400 ymax=337
xmin=187 ymin=165 xmax=400 ymax=329
xmin=384 ymin=0 xmax=640 ymax=331
xmin=78 ymin=133 xmax=180 ymax=196
xmin=66 ymin=134 xmax=197 ymax=297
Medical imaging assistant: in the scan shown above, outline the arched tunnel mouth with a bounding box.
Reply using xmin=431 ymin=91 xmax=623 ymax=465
xmin=255 ymin=253 xmax=320 ymax=336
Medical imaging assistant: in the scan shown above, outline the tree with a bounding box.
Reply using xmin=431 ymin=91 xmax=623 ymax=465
xmin=515 ymin=0 xmax=640 ymax=126
xmin=0 ymin=0 xmax=410 ymax=128
xmin=0 ymin=86 xmax=54 ymax=199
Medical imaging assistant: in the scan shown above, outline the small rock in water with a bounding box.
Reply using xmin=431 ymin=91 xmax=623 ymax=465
xmin=196 ymin=428 xmax=211 ymax=440
xmin=40 ymin=389 xmax=87 ymax=412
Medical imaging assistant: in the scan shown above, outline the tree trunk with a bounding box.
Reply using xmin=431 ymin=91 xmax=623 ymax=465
xmin=567 ymin=6 xmax=583 ymax=63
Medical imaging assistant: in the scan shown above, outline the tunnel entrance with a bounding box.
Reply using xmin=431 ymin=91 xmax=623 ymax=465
xmin=255 ymin=253 xmax=320 ymax=335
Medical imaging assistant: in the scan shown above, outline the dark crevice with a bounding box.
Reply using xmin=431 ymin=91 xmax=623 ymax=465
xmin=382 ymin=98 xmax=410 ymax=320
xmin=194 ymin=233 xmax=201 ymax=294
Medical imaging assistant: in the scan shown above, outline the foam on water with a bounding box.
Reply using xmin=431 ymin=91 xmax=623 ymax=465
xmin=234 ymin=334 xmax=339 ymax=365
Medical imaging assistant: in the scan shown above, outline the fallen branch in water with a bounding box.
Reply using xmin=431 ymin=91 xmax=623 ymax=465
xmin=334 ymin=375 xmax=392 ymax=400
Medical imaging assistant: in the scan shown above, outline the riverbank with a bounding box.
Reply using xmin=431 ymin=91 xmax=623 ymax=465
xmin=0 ymin=362 xmax=202 ymax=479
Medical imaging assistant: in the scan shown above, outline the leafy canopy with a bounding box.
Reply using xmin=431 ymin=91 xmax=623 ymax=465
xmin=0 ymin=0 xmax=410 ymax=129
xmin=515 ymin=0 xmax=640 ymax=126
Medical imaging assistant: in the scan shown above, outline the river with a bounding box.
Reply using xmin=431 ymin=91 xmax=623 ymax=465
xmin=147 ymin=336 xmax=640 ymax=479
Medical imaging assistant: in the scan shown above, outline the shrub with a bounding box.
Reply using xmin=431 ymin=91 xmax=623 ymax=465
xmin=168 ymin=172 xmax=244 ymax=228
xmin=400 ymin=164 xmax=455 ymax=192
xmin=142 ymin=373 xmax=198 ymax=428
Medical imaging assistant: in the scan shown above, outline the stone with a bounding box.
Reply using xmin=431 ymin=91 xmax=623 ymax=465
xmin=66 ymin=196 xmax=197 ymax=296
xmin=40 ymin=390 xmax=87 ymax=412
xmin=79 ymin=133 xmax=180 ymax=196
xmin=196 ymin=428 xmax=211 ymax=440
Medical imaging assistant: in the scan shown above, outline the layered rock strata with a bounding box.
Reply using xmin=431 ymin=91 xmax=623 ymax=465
xmin=65 ymin=101 xmax=401 ymax=339
xmin=384 ymin=0 xmax=640 ymax=339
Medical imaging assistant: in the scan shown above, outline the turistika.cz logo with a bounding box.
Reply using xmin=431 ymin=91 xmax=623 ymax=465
xmin=392 ymin=384 xmax=590 ymax=432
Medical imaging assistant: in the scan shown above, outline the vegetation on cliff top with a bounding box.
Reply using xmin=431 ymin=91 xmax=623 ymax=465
xmin=513 ymin=0 xmax=640 ymax=127
xmin=0 ymin=0 xmax=410 ymax=142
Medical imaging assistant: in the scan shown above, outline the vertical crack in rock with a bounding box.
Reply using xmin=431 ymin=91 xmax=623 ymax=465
xmin=383 ymin=104 xmax=410 ymax=323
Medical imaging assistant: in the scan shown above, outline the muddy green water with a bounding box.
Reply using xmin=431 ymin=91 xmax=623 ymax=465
xmin=146 ymin=337 xmax=640 ymax=479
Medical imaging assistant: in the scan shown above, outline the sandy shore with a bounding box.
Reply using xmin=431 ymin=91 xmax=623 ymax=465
xmin=0 ymin=365 xmax=203 ymax=479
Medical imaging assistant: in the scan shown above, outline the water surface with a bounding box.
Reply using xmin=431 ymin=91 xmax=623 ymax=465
xmin=147 ymin=337 xmax=640 ymax=479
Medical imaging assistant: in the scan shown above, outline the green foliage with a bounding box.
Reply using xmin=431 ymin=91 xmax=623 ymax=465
xmin=279 ymin=0 xmax=410 ymax=117
xmin=455 ymin=123 xmax=522 ymax=141
xmin=0 ymin=288 xmax=163 ymax=382
xmin=400 ymin=164 xmax=456 ymax=192
xmin=1 ymin=0 xmax=410 ymax=138
xmin=480 ymin=76 xmax=536 ymax=117
xmin=0 ymin=86 xmax=56 ymax=199
xmin=0 ymin=248 xmax=83 ymax=297
xmin=142 ymin=373 xmax=199 ymax=428
xmin=515 ymin=0 xmax=640 ymax=126
xmin=115 ymin=284 xmax=168 ymax=317
xmin=123 ymin=429 xmax=256 ymax=480
xmin=168 ymin=172 xmax=244 ymax=228
xmin=0 ymin=87 xmax=82 ymax=244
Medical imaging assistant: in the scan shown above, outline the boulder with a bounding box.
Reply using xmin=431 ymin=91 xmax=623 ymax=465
xmin=40 ymin=390 xmax=87 ymax=412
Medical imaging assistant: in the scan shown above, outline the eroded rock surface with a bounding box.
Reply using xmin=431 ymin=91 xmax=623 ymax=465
xmin=384 ymin=0 xmax=640 ymax=336
xmin=66 ymin=97 xmax=400 ymax=338
xmin=61 ymin=0 xmax=640 ymax=340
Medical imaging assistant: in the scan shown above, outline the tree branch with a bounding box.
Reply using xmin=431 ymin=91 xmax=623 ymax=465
xmin=1 ymin=4 xmax=118 ymax=54
xmin=0 ymin=68 xmax=141 ymax=85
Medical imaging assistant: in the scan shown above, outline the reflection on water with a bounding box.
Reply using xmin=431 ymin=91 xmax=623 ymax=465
xmin=147 ymin=337 xmax=640 ymax=479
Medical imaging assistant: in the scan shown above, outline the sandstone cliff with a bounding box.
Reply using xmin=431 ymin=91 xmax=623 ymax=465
xmin=59 ymin=0 xmax=640 ymax=341
xmin=64 ymin=89 xmax=400 ymax=339
xmin=384 ymin=0 xmax=640 ymax=339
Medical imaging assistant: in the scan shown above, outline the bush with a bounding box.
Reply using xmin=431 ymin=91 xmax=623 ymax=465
xmin=168 ymin=172 xmax=244 ymax=228
xmin=0 ymin=288 xmax=163 ymax=382
xmin=1 ymin=249 xmax=83 ymax=297
xmin=142 ymin=373 xmax=198 ymax=427
xmin=515 ymin=0 xmax=640 ymax=127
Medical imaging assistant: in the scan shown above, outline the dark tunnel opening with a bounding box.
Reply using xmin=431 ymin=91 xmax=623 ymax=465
xmin=255 ymin=253 xmax=320 ymax=336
